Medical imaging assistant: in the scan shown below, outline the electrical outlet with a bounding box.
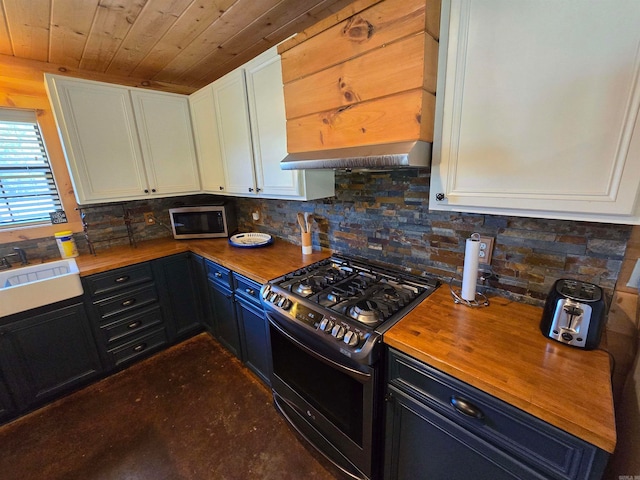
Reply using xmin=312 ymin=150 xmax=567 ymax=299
xmin=144 ymin=212 xmax=156 ymax=225
xmin=478 ymin=236 xmax=494 ymax=264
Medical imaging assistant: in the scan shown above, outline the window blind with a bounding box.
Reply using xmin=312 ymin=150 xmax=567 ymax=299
xmin=0 ymin=109 xmax=61 ymax=228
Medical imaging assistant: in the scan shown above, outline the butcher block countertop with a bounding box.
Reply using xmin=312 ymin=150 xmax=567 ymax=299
xmin=384 ymin=286 xmax=616 ymax=453
xmin=74 ymin=237 xmax=330 ymax=283
xmin=74 ymin=238 xmax=615 ymax=453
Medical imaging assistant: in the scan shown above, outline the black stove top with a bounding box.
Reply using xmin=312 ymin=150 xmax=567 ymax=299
xmin=261 ymin=255 xmax=440 ymax=365
xmin=277 ymin=257 xmax=427 ymax=327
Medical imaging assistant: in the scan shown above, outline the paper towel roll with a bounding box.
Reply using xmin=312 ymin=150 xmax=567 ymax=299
xmin=461 ymin=234 xmax=481 ymax=301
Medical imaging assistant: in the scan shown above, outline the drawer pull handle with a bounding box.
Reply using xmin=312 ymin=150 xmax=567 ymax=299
xmin=450 ymin=396 xmax=485 ymax=420
xmin=121 ymin=298 xmax=137 ymax=307
xmin=115 ymin=275 xmax=130 ymax=283
xmin=127 ymin=321 xmax=142 ymax=329
xmin=245 ymin=288 xmax=255 ymax=295
xmin=133 ymin=343 xmax=147 ymax=352
xmin=214 ymin=272 xmax=222 ymax=278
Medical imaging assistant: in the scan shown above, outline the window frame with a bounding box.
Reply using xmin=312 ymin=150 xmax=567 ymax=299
xmin=0 ymin=108 xmax=63 ymax=229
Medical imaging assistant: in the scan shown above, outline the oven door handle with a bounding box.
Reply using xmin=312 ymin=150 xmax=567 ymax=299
xmin=268 ymin=315 xmax=372 ymax=382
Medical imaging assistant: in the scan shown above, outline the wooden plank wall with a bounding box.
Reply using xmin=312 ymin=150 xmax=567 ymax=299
xmin=279 ymin=0 xmax=441 ymax=153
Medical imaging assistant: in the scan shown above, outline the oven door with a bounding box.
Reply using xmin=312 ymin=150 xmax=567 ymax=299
xmin=268 ymin=313 xmax=380 ymax=480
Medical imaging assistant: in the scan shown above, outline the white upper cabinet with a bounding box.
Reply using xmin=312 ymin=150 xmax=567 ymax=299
xmin=245 ymin=48 xmax=303 ymax=198
xmin=190 ymin=46 xmax=335 ymax=201
xmin=130 ymin=90 xmax=200 ymax=196
xmin=45 ymin=74 xmax=200 ymax=204
xmin=188 ymin=87 xmax=226 ymax=193
xmin=211 ymin=69 xmax=257 ymax=195
xmin=431 ymin=0 xmax=640 ymax=224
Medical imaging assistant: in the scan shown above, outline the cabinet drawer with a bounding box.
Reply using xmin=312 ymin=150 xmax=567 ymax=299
xmin=100 ymin=305 xmax=164 ymax=345
xmin=234 ymin=274 xmax=262 ymax=306
xmin=95 ymin=285 xmax=159 ymax=320
xmin=206 ymin=260 xmax=232 ymax=288
xmin=387 ymin=349 xmax=600 ymax=480
xmin=108 ymin=327 xmax=167 ymax=367
xmin=85 ymin=263 xmax=154 ymax=297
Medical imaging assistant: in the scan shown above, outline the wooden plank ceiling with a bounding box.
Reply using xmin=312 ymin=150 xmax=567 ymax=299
xmin=0 ymin=0 xmax=356 ymax=90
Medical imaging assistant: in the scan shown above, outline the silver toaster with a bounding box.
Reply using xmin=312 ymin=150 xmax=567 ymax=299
xmin=539 ymin=279 xmax=607 ymax=350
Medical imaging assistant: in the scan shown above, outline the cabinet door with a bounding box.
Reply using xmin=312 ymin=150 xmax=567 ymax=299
xmin=431 ymin=0 xmax=640 ymax=224
xmin=211 ymin=69 xmax=257 ymax=195
xmin=384 ymin=387 xmax=545 ymax=480
xmin=45 ymin=74 xmax=148 ymax=204
xmin=131 ymin=90 xmax=201 ymax=196
xmin=245 ymin=47 xmax=302 ymax=198
xmin=0 ymin=303 xmax=102 ymax=410
xmin=189 ymin=86 xmax=227 ymax=193
xmin=236 ymin=296 xmax=271 ymax=386
xmin=153 ymin=253 xmax=203 ymax=341
xmin=207 ymin=280 xmax=242 ymax=358
xmin=190 ymin=254 xmax=213 ymax=331
xmin=0 ymin=373 xmax=16 ymax=423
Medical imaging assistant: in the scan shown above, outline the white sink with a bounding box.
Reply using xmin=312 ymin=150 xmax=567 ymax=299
xmin=0 ymin=258 xmax=84 ymax=318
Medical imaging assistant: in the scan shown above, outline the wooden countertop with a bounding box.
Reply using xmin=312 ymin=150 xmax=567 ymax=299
xmin=74 ymin=237 xmax=330 ymax=283
xmin=384 ymin=286 xmax=616 ymax=453
xmin=74 ymin=238 xmax=615 ymax=452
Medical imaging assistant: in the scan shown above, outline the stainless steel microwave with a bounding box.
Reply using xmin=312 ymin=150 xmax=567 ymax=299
xmin=168 ymin=204 xmax=237 ymax=239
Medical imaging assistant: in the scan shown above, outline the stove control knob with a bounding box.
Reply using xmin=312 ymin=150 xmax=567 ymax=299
xmin=319 ymin=318 xmax=334 ymax=333
xmin=277 ymin=296 xmax=292 ymax=310
xmin=344 ymin=330 xmax=360 ymax=347
xmin=331 ymin=325 xmax=345 ymax=340
xmin=261 ymin=287 xmax=271 ymax=300
xmin=268 ymin=292 xmax=279 ymax=303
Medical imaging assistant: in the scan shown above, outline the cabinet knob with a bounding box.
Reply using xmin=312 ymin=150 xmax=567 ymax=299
xmin=435 ymin=193 xmax=446 ymax=201
xmin=215 ymin=272 xmax=222 ymax=278
xmin=127 ymin=321 xmax=142 ymax=329
xmin=245 ymin=288 xmax=255 ymax=295
xmin=151 ymin=188 xmax=156 ymax=193
xmin=219 ymin=186 xmax=224 ymax=191
xmin=144 ymin=189 xmax=149 ymax=194
xmin=450 ymin=396 xmax=485 ymax=420
xmin=121 ymin=298 xmax=137 ymax=307
xmin=256 ymin=188 xmax=261 ymax=193
xmin=115 ymin=275 xmax=130 ymax=284
xmin=133 ymin=343 xmax=147 ymax=352
xmin=248 ymin=187 xmax=254 ymax=192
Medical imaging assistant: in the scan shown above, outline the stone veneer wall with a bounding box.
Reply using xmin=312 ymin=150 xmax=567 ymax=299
xmin=234 ymin=169 xmax=632 ymax=306
xmin=0 ymin=195 xmax=210 ymax=262
xmin=2 ymin=171 xmax=631 ymax=307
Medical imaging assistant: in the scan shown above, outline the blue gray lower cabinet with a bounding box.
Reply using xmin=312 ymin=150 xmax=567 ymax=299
xmin=234 ymin=274 xmax=271 ymax=386
xmin=83 ymin=262 xmax=169 ymax=370
xmin=384 ymin=348 xmax=609 ymax=480
xmin=153 ymin=252 xmax=204 ymax=341
xmin=0 ymin=299 xmax=103 ymax=415
xmin=206 ymin=261 xmax=242 ymax=358
xmin=0 ymin=374 xmax=15 ymax=423
xmin=204 ymin=259 xmax=271 ymax=387
xmin=84 ymin=253 xmax=205 ymax=371
xmin=0 ymin=253 xmax=269 ymax=426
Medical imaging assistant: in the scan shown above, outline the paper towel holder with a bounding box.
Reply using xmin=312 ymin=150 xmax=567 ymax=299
xmin=449 ymin=231 xmax=492 ymax=308
xmin=448 ymin=275 xmax=490 ymax=307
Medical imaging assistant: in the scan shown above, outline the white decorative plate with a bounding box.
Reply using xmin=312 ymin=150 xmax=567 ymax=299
xmin=229 ymin=232 xmax=274 ymax=248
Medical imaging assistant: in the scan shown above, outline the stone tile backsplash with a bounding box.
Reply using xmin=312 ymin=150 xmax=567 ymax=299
xmin=3 ymin=170 xmax=631 ymax=306
xmin=235 ymin=169 xmax=632 ymax=306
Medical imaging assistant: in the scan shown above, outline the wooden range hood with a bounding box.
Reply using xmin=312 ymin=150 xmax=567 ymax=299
xmin=278 ymin=0 xmax=441 ymax=170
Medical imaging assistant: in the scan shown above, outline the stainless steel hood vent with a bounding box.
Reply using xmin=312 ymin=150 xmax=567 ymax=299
xmin=280 ymin=140 xmax=431 ymax=170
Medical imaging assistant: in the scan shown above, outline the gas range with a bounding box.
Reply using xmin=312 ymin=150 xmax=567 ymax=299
xmin=261 ymin=255 xmax=440 ymax=365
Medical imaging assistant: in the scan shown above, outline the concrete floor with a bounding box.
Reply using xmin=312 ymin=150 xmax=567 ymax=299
xmin=0 ymin=333 xmax=345 ymax=480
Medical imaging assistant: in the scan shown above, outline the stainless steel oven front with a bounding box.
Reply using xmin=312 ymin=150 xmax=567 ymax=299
xmin=267 ymin=314 xmax=382 ymax=480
